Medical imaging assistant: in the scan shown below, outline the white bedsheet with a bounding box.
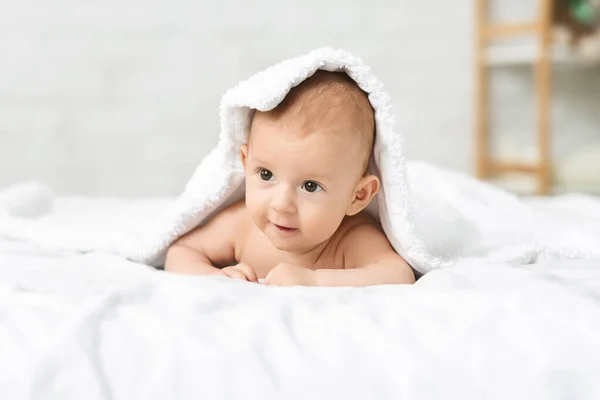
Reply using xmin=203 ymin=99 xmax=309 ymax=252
xmin=1 ymin=237 xmax=600 ymax=400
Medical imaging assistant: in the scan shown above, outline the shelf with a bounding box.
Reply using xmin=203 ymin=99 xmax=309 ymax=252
xmin=484 ymin=42 xmax=597 ymax=66
xmin=488 ymin=161 xmax=541 ymax=174
xmin=475 ymin=0 xmax=554 ymax=195
xmin=484 ymin=22 xmax=539 ymax=38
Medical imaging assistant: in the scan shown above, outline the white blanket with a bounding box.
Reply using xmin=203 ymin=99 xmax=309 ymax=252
xmin=1 ymin=237 xmax=600 ymax=399
xmin=1 ymin=47 xmax=600 ymax=274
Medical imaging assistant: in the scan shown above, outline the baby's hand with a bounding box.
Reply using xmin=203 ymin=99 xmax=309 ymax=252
xmin=265 ymin=262 xmax=317 ymax=287
xmin=212 ymin=263 xmax=258 ymax=283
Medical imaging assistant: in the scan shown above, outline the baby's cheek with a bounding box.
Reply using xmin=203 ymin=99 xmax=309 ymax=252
xmin=305 ymin=207 xmax=342 ymax=238
xmin=245 ymin=191 xmax=267 ymax=224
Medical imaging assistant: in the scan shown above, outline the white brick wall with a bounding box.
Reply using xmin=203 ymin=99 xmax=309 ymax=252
xmin=0 ymin=0 xmax=598 ymax=196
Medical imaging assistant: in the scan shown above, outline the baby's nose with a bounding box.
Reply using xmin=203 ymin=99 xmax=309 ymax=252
xmin=270 ymin=186 xmax=297 ymax=214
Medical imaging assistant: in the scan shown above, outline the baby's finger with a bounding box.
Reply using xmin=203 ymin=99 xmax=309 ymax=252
xmin=235 ymin=263 xmax=258 ymax=283
xmin=264 ymin=270 xmax=278 ymax=286
xmin=224 ymin=268 xmax=249 ymax=281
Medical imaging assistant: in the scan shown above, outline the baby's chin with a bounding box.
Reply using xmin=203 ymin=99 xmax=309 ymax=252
xmin=265 ymin=232 xmax=306 ymax=252
xmin=264 ymin=228 xmax=319 ymax=253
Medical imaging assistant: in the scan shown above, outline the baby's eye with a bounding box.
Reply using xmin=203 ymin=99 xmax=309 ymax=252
xmin=301 ymin=181 xmax=322 ymax=193
xmin=259 ymin=169 xmax=274 ymax=181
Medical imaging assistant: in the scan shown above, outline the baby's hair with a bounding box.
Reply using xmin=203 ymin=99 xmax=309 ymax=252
xmin=263 ymin=70 xmax=375 ymax=174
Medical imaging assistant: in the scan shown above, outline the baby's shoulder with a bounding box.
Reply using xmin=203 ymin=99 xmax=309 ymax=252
xmin=218 ymin=199 xmax=247 ymax=216
xmin=336 ymin=212 xmax=397 ymax=268
xmin=208 ymin=199 xmax=250 ymax=229
xmin=337 ymin=212 xmax=385 ymax=242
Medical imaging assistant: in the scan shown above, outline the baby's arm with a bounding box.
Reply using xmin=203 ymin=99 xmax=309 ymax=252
xmin=164 ymin=202 xmax=244 ymax=275
xmin=314 ymin=223 xmax=415 ymax=286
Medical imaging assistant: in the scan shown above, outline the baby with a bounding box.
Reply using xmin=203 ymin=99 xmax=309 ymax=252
xmin=164 ymin=70 xmax=415 ymax=286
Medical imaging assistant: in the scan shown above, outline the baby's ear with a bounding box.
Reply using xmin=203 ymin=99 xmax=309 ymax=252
xmin=240 ymin=144 xmax=249 ymax=169
xmin=346 ymin=175 xmax=380 ymax=216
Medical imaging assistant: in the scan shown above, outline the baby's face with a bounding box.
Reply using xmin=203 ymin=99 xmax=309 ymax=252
xmin=241 ymin=113 xmax=366 ymax=253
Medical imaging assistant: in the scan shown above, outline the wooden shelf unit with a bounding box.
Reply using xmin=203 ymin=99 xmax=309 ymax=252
xmin=475 ymin=0 xmax=553 ymax=195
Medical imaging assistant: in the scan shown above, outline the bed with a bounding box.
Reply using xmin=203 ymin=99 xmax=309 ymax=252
xmin=1 ymin=202 xmax=600 ymax=399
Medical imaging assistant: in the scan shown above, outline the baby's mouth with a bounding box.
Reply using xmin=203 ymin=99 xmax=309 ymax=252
xmin=273 ymin=223 xmax=297 ymax=233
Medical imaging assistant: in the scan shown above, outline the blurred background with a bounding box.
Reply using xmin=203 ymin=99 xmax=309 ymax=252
xmin=0 ymin=0 xmax=599 ymax=197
